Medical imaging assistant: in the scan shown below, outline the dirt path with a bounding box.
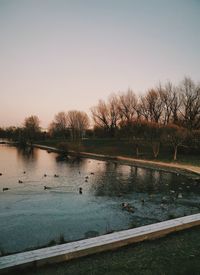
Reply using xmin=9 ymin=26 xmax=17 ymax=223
xmin=117 ymin=156 xmax=200 ymax=175
xmin=34 ymin=144 xmax=200 ymax=176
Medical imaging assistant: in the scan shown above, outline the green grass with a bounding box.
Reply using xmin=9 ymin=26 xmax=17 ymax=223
xmin=18 ymin=226 xmax=200 ymax=275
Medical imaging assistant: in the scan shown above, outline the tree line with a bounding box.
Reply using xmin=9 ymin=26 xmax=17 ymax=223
xmin=0 ymin=76 xmax=200 ymax=160
xmin=91 ymin=77 xmax=200 ymax=135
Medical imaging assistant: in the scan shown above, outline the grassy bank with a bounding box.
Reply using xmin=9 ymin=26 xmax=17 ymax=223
xmin=37 ymin=138 xmax=200 ymax=166
xmin=18 ymin=226 xmax=200 ymax=275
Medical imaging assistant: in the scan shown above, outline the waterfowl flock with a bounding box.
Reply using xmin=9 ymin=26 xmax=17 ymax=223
xmin=0 ymin=164 xmax=198 ymax=224
xmin=0 ymin=170 xmax=96 ymax=195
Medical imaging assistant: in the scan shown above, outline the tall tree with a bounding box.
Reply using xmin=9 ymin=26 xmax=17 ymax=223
xmin=24 ymin=115 xmax=41 ymax=144
xmin=179 ymin=77 xmax=200 ymax=129
xmin=118 ymin=89 xmax=138 ymax=123
xmin=163 ymin=124 xmax=187 ymax=161
xmin=139 ymin=89 xmax=163 ymax=123
xmin=91 ymin=95 xmax=120 ymax=137
xmin=66 ymin=110 xmax=89 ymax=141
xmin=49 ymin=112 xmax=69 ymax=138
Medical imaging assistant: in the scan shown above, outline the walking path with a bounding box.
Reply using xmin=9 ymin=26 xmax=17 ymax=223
xmin=34 ymin=144 xmax=200 ymax=176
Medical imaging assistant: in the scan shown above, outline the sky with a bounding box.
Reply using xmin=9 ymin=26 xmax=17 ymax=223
xmin=0 ymin=0 xmax=200 ymax=128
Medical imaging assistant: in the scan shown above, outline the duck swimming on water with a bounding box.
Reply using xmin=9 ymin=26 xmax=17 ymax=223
xmin=44 ymin=186 xmax=51 ymax=190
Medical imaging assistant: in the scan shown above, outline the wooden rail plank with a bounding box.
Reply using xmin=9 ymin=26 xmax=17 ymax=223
xmin=0 ymin=213 xmax=200 ymax=273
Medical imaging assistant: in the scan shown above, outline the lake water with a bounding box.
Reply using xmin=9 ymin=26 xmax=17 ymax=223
xmin=0 ymin=144 xmax=199 ymax=254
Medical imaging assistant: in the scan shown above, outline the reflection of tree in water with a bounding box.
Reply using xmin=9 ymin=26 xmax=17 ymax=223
xmin=90 ymin=162 xmax=199 ymax=197
xmin=55 ymin=154 xmax=88 ymax=169
xmin=56 ymin=155 xmax=84 ymax=165
xmin=91 ymin=162 xmax=135 ymax=197
xmin=16 ymin=146 xmax=38 ymax=162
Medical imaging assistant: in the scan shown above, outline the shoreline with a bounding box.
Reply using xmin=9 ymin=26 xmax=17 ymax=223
xmin=33 ymin=144 xmax=200 ymax=178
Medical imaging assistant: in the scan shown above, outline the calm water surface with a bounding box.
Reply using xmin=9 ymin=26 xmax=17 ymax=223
xmin=0 ymin=144 xmax=199 ymax=254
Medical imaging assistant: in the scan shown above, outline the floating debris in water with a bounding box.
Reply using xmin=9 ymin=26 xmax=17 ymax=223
xmin=160 ymin=203 xmax=166 ymax=210
xmin=141 ymin=198 xmax=145 ymax=204
xmin=177 ymin=193 xmax=183 ymax=199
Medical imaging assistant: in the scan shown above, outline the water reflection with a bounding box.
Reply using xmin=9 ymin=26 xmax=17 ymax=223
xmin=0 ymin=145 xmax=200 ymax=255
xmin=16 ymin=146 xmax=38 ymax=162
xmin=89 ymin=162 xmax=199 ymax=197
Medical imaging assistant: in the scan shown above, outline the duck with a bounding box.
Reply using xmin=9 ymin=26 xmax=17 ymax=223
xmin=44 ymin=174 xmax=47 ymax=177
xmin=44 ymin=186 xmax=51 ymax=190
xmin=0 ymin=173 xmax=2 ymax=176
xmin=3 ymin=187 xmax=9 ymax=192
xmin=122 ymin=203 xmax=135 ymax=213
xmin=79 ymin=187 xmax=83 ymax=194
xmin=141 ymin=198 xmax=145 ymax=204
xmin=54 ymin=174 xmax=59 ymax=178
xmin=18 ymin=180 xmax=23 ymax=183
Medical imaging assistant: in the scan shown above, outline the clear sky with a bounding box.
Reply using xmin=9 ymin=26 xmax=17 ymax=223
xmin=0 ymin=0 xmax=199 ymax=128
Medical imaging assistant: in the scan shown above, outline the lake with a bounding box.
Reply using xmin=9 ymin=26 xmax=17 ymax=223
xmin=0 ymin=143 xmax=199 ymax=254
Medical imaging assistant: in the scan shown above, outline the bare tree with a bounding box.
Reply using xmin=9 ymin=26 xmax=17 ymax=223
xmin=91 ymin=95 xmax=120 ymax=137
xmin=179 ymin=77 xmax=200 ymax=129
xmin=138 ymin=96 xmax=150 ymax=121
xmin=159 ymin=82 xmax=173 ymax=124
xmin=118 ymin=89 xmax=138 ymax=123
xmin=163 ymin=124 xmax=187 ymax=161
xmin=24 ymin=115 xmax=41 ymax=144
xmin=66 ymin=110 xmax=89 ymax=141
xmin=49 ymin=112 xmax=68 ymax=138
xmin=139 ymin=89 xmax=163 ymax=123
